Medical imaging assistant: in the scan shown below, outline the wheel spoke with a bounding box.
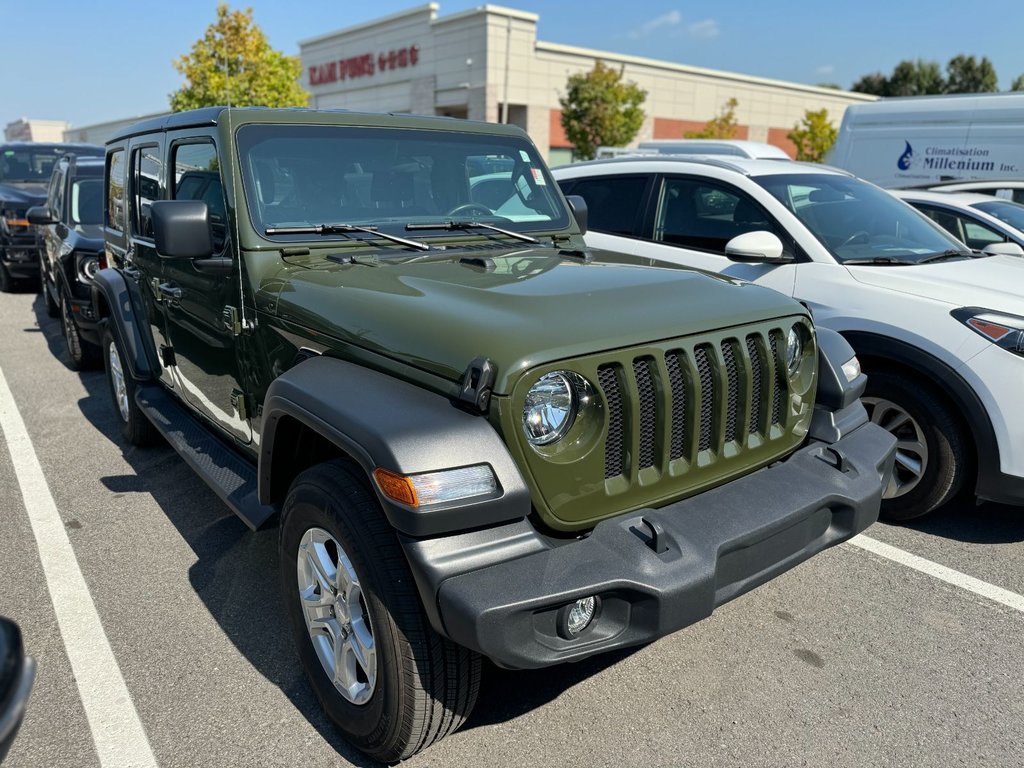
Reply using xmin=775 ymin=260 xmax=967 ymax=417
xmin=349 ymin=615 xmax=376 ymax=682
xmin=895 ymin=451 xmax=923 ymax=477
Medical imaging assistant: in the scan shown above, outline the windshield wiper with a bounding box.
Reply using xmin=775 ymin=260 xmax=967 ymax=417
xmin=841 ymin=256 xmax=918 ymax=266
xmin=405 ymin=220 xmax=539 ymax=244
xmin=916 ymin=249 xmax=971 ymax=264
xmin=264 ymin=223 xmax=430 ymax=251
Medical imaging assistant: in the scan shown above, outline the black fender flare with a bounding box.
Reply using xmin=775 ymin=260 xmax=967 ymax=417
xmin=841 ymin=330 xmax=998 ymax=497
xmin=259 ymin=356 xmax=531 ymax=537
xmin=91 ymin=268 xmax=153 ymax=381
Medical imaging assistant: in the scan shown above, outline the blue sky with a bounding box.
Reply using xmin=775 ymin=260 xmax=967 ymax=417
xmin=3 ymin=0 xmax=1023 ymax=131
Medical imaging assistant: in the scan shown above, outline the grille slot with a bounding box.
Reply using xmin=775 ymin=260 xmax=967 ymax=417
xmin=746 ymin=335 xmax=764 ymax=435
xmin=769 ymin=330 xmax=786 ymax=426
xmin=598 ymin=364 xmax=626 ymax=479
xmin=633 ymin=358 xmax=658 ymax=470
xmin=721 ymin=340 xmax=741 ymax=443
xmin=666 ymin=351 xmax=687 ymax=461
xmin=694 ymin=345 xmax=715 ymax=452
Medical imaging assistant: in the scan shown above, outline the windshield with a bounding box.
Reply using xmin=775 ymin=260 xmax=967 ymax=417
xmin=972 ymin=200 xmax=1024 ymax=233
xmin=0 ymin=149 xmax=60 ymax=183
xmin=71 ymin=177 xmax=103 ymax=226
xmin=753 ymin=173 xmax=967 ymax=263
xmin=237 ymin=124 xmax=569 ymax=241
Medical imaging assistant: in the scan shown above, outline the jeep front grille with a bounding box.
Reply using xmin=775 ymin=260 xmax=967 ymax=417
xmin=597 ymin=330 xmax=789 ymax=481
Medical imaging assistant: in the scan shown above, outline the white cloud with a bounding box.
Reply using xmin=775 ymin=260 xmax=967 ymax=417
xmin=816 ymin=64 xmax=836 ymax=76
xmin=687 ymin=19 xmax=720 ymax=40
xmin=629 ymin=10 xmax=683 ymax=39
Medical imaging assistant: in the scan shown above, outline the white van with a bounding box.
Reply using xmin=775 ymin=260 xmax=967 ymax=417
xmin=828 ymin=92 xmax=1024 ymax=188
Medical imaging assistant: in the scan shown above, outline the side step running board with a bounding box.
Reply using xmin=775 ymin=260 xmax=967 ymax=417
xmin=135 ymin=385 xmax=277 ymax=531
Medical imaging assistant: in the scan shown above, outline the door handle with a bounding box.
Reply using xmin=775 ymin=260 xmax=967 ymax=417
xmin=158 ymin=283 xmax=182 ymax=301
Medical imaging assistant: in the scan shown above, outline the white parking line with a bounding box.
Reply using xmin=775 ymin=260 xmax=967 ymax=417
xmin=0 ymin=363 xmax=158 ymax=768
xmin=848 ymin=534 xmax=1024 ymax=614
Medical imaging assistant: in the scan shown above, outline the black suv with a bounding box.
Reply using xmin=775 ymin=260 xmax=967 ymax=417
xmin=0 ymin=142 xmax=103 ymax=291
xmin=28 ymin=155 xmax=106 ymax=368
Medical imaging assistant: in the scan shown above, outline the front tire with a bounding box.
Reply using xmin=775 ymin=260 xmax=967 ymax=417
xmin=0 ymin=260 xmax=12 ymax=293
xmin=42 ymin=259 xmax=59 ymax=317
xmin=279 ymin=461 xmax=480 ymax=762
xmin=863 ymin=370 xmax=968 ymax=521
xmin=102 ymin=326 xmax=159 ymax=446
xmin=62 ymin=293 xmax=100 ymax=370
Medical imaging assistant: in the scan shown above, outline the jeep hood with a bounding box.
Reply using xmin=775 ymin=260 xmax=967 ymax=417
xmin=271 ymin=246 xmax=805 ymax=393
xmin=847 ymin=254 xmax=1024 ymax=314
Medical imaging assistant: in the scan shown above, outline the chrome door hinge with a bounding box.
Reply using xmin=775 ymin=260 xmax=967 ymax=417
xmin=230 ymin=389 xmax=251 ymax=421
xmin=222 ymin=306 xmax=255 ymax=336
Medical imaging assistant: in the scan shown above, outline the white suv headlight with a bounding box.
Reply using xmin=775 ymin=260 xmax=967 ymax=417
xmin=952 ymin=307 xmax=1024 ymax=356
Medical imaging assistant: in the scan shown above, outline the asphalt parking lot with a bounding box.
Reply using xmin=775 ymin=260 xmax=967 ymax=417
xmin=1 ymin=288 xmax=1022 ymax=768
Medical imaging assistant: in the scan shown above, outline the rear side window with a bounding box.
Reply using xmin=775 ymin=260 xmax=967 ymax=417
xmin=130 ymin=146 xmax=161 ymax=239
xmin=654 ymin=177 xmax=781 ymax=253
xmin=558 ymin=176 xmax=647 ymax=236
xmin=172 ymin=142 xmax=227 ymax=251
xmin=106 ymin=150 xmax=126 ymax=232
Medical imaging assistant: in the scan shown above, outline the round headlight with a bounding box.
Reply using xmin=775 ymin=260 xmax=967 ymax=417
xmin=786 ymin=325 xmax=804 ymax=376
xmin=523 ymin=371 xmax=578 ymax=445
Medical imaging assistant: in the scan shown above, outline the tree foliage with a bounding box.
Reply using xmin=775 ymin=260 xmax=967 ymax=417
xmin=685 ymin=97 xmax=740 ymax=139
xmin=787 ymin=109 xmax=838 ymax=163
xmin=170 ymin=4 xmax=308 ymax=111
xmin=852 ymin=55 xmax=999 ymax=96
xmin=1013 ymin=74 xmax=1024 ymax=92
xmin=945 ymin=54 xmax=998 ymax=94
xmin=559 ymin=61 xmax=647 ymax=161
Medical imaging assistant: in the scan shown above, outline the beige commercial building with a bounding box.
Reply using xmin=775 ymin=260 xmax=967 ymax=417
xmin=300 ymin=3 xmax=875 ymax=164
xmin=4 ymin=118 xmax=70 ymax=143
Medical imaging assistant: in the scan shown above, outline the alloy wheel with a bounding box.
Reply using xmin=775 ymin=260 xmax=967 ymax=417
xmin=863 ymin=396 xmax=928 ymax=498
xmin=108 ymin=342 xmax=130 ymax=423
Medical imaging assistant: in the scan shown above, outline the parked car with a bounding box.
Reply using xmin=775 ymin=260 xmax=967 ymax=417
xmin=637 ymin=139 xmax=791 ymax=159
xmin=921 ymin=178 xmax=1024 ymax=205
xmin=0 ymin=617 xmax=35 ymax=762
xmin=553 ymin=155 xmax=1024 ymax=521
xmin=27 ymin=155 xmax=106 ymax=369
xmin=892 ymin=189 xmax=1024 ymax=254
xmin=94 ymin=107 xmax=893 ymax=761
xmin=0 ymin=142 xmax=102 ymax=291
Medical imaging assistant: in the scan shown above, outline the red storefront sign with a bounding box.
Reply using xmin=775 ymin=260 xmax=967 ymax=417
xmin=309 ymin=45 xmax=420 ymax=86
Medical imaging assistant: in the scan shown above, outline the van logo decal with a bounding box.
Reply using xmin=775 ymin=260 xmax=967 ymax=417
xmin=897 ymin=141 xmax=914 ymax=171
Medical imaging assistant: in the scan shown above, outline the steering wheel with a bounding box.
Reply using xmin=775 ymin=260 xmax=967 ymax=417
xmin=838 ymin=230 xmax=871 ymax=248
xmin=446 ymin=202 xmax=494 ymax=218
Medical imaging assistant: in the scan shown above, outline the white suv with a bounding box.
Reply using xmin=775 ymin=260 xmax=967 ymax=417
xmin=553 ymin=156 xmax=1024 ymax=520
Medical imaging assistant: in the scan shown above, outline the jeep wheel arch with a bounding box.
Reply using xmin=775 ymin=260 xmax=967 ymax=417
xmin=91 ymin=269 xmax=154 ymax=381
xmin=259 ymin=356 xmax=530 ymax=538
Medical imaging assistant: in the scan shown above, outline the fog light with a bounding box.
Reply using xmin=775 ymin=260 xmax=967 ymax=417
xmin=560 ymin=596 xmax=597 ymax=638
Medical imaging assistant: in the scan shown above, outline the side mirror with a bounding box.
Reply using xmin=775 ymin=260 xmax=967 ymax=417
xmin=982 ymin=241 xmax=1024 ymax=257
xmin=724 ymin=231 xmax=792 ymax=263
xmin=151 ymin=200 xmax=214 ymax=259
xmin=26 ymin=205 xmax=55 ymax=226
xmin=564 ymin=194 xmax=588 ymax=235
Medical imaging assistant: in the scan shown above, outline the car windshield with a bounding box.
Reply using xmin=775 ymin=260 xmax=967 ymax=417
xmin=237 ymin=124 xmax=569 ymax=242
xmin=71 ymin=177 xmax=103 ymax=226
xmin=753 ymin=173 xmax=968 ymax=264
xmin=972 ymin=200 xmax=1024 ymax=233
xmin=0 ymin=149 xmax=60 ymax=182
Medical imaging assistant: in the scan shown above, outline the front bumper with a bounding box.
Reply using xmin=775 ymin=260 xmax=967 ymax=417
xmin=0 ymin=242 xmax=40 ymax=279
xmin=68 ymin=297 xmax=101 ymax=344
xmin=433 ymin=422 xmax=895 ymax=669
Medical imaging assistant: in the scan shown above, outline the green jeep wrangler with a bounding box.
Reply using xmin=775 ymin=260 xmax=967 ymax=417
xmin=94 ymin=107 xmax=895 ymax=762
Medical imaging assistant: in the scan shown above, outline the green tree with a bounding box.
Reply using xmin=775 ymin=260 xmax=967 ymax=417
xmin=787 ymin=108 xmax=838 ymax=163
xmin=1012 ymin=74 xmax=1024 ymax=91
xmin=851 ymin=72 xmax=890 ymax=96
xmin=685 ymin=97 xmax=740 ymax=139
xmin=170 ymin=4 xmax=308 ymax=111
xmin=888 ymin=59 xmax=945 ymax=96
xmin=946 ymin=55 xmax=998 ymax=93
xmin=559 ymin=61 xmax=646 ymax=161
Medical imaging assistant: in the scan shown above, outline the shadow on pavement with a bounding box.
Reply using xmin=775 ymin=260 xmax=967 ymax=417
xmin=898 ymin=498 xmax=1024 ymax=544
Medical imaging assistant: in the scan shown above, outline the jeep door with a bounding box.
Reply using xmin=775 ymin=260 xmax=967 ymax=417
xmin=122 ymin=138 xmax=175 ymax=389
xmin=159 ymin=134 xmax=251 ymax=444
